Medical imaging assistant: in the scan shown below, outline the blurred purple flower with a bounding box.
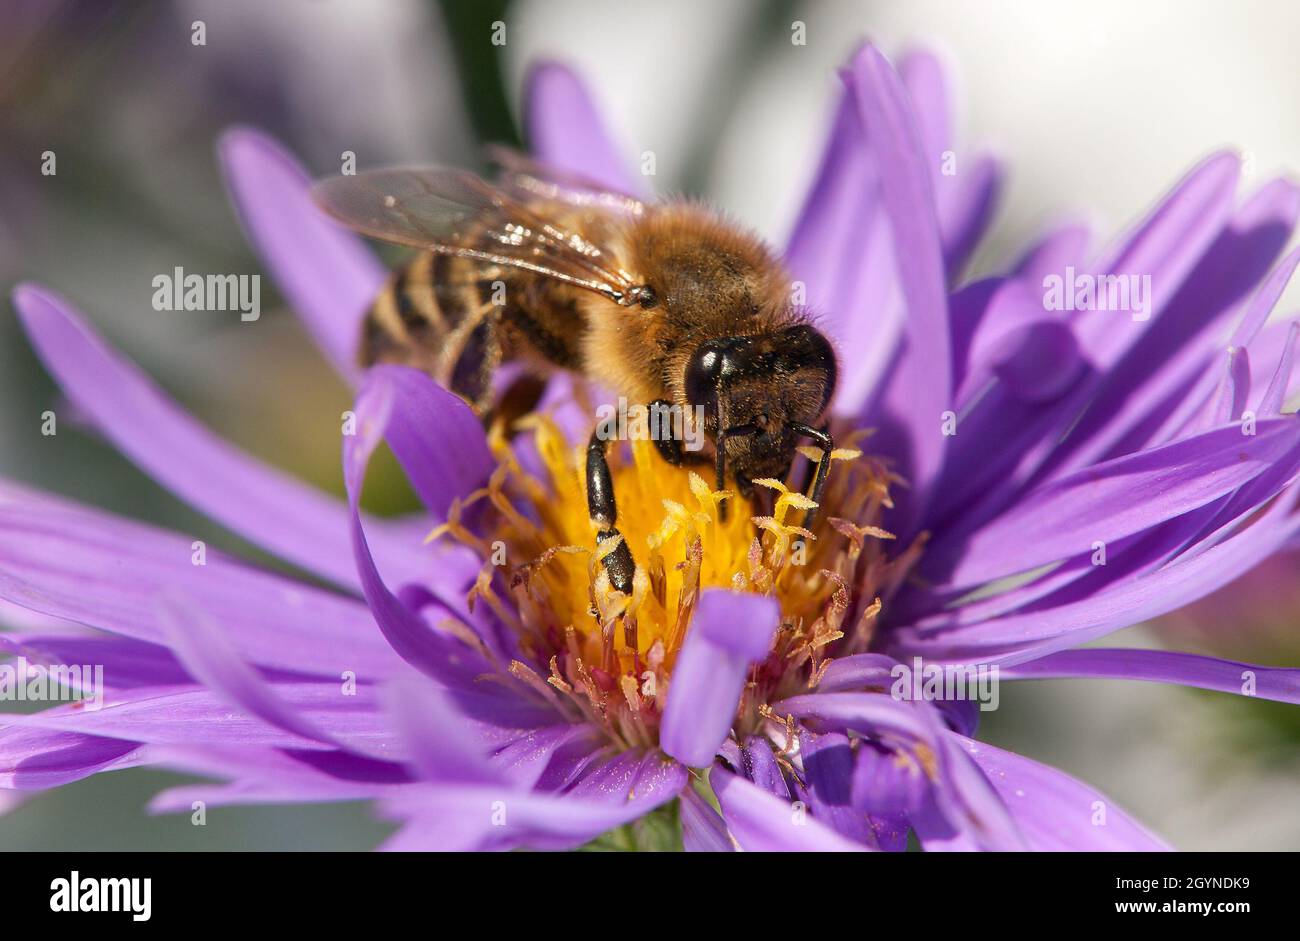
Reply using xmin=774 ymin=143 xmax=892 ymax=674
xmin=4 ymin=42 xmax=1300 ymax=851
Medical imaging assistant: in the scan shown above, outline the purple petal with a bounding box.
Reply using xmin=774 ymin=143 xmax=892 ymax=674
xmin=799 ymin=729 xmax=856 ymax=806
xmin=344 ymin=375 xmax=552 ymax=731
xmin=0 ymin=598 xmax=87 ymax=635
xmin=10 ymin=682 xmax=391 ymax=753
xmin=816 ymin=652 xmax=899 ymax=693
xmin=777 ymin=690 xmax=934 ymax=740
xmin=924 ymin=377 xmax=1094 ymax=536
xmin=1227 ymin=243 xmax=1300 ymax=348
xmin=489 ymin=723 xmax=600 ymax=791
xmin=798 ymin=728 xmax=880 ymax=845
xmin=1076 ymin=151 xmax=1240 ymax=367
xmin=0 ymin=634 xmax=191 ymax=689
xmin=145 ymin=743 xmax=411 ymax=807
xmin=1002 ymin=648 xmax=1300 ymax=704
xmin=220 ymin=126 xmax=386 ymax=381
xmin=148 ymin=777 xmax=404 ymax=812
xmin=776 ymin=692 xmax=1024 ymax=849
xmin=364 ymin=365 xmax=494 ymax=521
xmin=0 ymin=480 xmax=401 ymax=677
xmin=726 ymin=736 xmax=790 ymax=799
xmin=900 ymin=496 xmax=1225 ymax=628
xmin=381 ymin=772 xmax=682 ymax=852
xmin=379 ymin=752 xmax=685 ymax=851
xmin=659 ymin=590 xmax=779 ymax=767
xmin=1204 ymin=346 xmax=1251 ymax=428
xmin=988 ymin=319 xmax=1083 ymax=403
xmin=848 ymin=44 xmax=952 ymax=529
xmin=511 ymin=731 xmax=603 ymax=794
xmin=928 ymin=729 xmax=1026 ymax=850
xmin=343 ymin=373 xmax=498 ymax=689
xmin=155 ymin=594 xmax=339 ymax=747
xmin=900 ymin=485 xmax=1300 ymax=663
xmin=897 ymin=48 xmax=1000 ymax=278
xmin=925 ymin=416 xmax=1300 ymax=588
xmin=851 ymin=743 xmax=927 ymax=816
xmin=1257 ymin=321 xmax=1299 ymax=415
xmin=903 ymin=514 xmax=1209 ymax=635
xmin=868 ymin=813 xmax=912 ymax=852
xmin=0 ymin=728 xmax=142 ymax=789
xmin=10 ymin=283 xmax=430 ymax=593
xmin=908 ymin=788 xmax=980 ymax=851
xmin=711 ymin=768 xmax=871 ymax=851
xmin=1040 ymin=181 xmax=1300 ymax=477
xmin=931 ymin=158 xmax=1268 ymax=539
xmin=680 ymin=786 xmax=734 ymax=852
xmin=1145 ymin=367 xmax=1236 ymax=452
xmin=524 ymin=62 xmax=641 ymax=195
xmin=954 ymin=736 xmax=1170 ymax=851
xmin=949 ymin=279 xmax=1050 ymax=406
xmin=937 ymin=153 xmax=1002 ymax=279
xmin=897 ymin=48 xmax=951 ymax=161
xmin=784 ymin=57 xmax=881 ymax=352
xmin=383 ymin=677 xmax=511 ymax=785
xmin=568 ymin=749 xmax=684 ymax=807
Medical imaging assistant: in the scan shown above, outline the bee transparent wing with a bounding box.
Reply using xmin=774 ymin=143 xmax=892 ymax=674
xmin=312 ymin=167 xmax=639 ymax=304
xmin=313 ymin=166 xmax=495 ymax=247
xmin=485 ymin=146 xmax=647 ymax=217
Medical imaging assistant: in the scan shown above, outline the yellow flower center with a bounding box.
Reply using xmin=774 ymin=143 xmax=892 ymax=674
xmin=429 ymin=408 xmax=912 ymax=749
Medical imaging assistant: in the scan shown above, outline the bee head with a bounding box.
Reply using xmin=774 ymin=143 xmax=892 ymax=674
xmin=684 ymin=324 xmax=837 ymax=481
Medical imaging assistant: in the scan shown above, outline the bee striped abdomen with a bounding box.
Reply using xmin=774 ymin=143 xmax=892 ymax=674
xmin=362 ymin=253 xmax=440 ymax=365
xmin=357 ymin=204 xmax=610 ymax=415
xmin=361 ymin=250 xmax=503 ymax=408
xmin=502 ymin=281 xmax=585 ymax=370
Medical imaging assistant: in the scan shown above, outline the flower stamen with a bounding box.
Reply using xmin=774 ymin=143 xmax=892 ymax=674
xmin=427 ymin=412 xmax=915 ymax=748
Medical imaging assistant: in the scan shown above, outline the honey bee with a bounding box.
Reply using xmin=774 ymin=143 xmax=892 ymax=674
xmin=313 ymin=153 xmax=838 ymax=592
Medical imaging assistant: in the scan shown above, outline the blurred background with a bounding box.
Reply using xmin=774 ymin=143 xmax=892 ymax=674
xmin=1 ymin=0 xmax=1298 ymax=850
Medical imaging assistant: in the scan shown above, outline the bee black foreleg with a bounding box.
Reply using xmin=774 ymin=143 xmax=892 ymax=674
xmin=649 ymin=399 xmax=710 ymax=468
xmin=715 ymin=436 xmax=730 ymax=524
xmin=650 ymin=397 xmax=689 ymax=468
xmin=791 ymin=422 xmax=833 ymax=535
xmin=734 ymin=473 xmax=755 ymax=502
xmin=586 ymin=428 xmax=636 ymax=595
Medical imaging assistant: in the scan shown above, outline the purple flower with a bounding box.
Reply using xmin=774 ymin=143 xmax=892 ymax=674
xmin=5 ymin=42 xmax=1300 ymax=851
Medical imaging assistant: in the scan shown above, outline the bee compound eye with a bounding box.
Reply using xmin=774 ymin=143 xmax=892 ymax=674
xmin=685 ymin=337 xmax=752 ymax=411
xmin=685 ymin=343 xmax=724 ymax=409
xmin=637 ymin=285 xmax=658 ymax=309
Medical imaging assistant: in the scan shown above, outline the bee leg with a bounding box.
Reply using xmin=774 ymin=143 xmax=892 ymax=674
xmin=649 ymin=399 xmax=710 ymax=468
xmin=735 ymin=473 xmax=755 ymax=502
xmin=586 ymin=427 xmax=636 ymax=595
xmin=715 ymin=432 xmax=731 ymax=524
xmin=650 ymin=397 xmax=688 ymax=467
xmin=791 ymin=423 xmax=834 ymax=535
